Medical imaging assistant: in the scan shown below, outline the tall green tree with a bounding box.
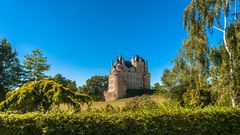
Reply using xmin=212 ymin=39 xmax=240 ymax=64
xmin=161 ymin=56 xmax=195 ymax=106
xmin=184 ymin=0 xmax=240 ymax=107
xmin=24 ymin=49 xmax=50 ymax=81
xmin=161 ymin=68 xmax=177 ymax=91
xmin=153 ymin=83 xmax=162 ymax=91
xmin=51 ymin=74 xmax=78 ymax=91
xmin=79 ymin=76 xmax=108 ymax=101
xmin=209 ymin=45 xmax=231 ymax=105
xmin=0 ymin=39 xmax=24 ymax=100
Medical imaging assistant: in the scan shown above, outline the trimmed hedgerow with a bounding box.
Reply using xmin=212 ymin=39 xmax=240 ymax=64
xmin=0 ymin=107 xmax=240 ymax=135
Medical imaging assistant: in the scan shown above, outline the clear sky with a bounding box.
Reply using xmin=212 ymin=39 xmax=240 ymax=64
xmin=0 ymin=0 xmax=192 ymax=86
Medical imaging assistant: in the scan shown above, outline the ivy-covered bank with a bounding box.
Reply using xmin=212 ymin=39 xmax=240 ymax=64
xmin=0 ymin=107 xmax=240 ymax=135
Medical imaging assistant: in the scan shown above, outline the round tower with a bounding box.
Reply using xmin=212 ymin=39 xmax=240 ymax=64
xmin=131 ymin=55 xmax=145 ymax=73
xmin=105 ymin=56 xmax=127 ymax=101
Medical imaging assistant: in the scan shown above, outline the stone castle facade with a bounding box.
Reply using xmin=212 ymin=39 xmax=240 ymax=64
xmin=104 ymin=55 xmax=150 ymax=101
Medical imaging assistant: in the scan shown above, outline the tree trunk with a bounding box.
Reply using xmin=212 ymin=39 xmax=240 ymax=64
xmin=231 ymin=96 xmax=236 ymax=107
xmin=223 ymin=15 xmax=236 ymax=107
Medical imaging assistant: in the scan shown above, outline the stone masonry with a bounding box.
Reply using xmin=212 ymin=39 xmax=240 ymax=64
xmin=104 ymin=55 xmax=150 ymax=101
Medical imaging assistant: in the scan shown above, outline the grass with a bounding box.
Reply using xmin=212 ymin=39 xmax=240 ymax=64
xmin=60 ymin=94 xmax=171 ymax=111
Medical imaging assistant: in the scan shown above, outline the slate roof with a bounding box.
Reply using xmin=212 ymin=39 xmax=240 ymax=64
xmin=124 ymin=61 xmax=133 ymax=68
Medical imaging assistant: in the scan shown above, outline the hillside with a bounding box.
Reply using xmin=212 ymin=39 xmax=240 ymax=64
xmin=59 ymin=95 xmax=170 ymax=111
xmin=82 ymin=95 xmax=170 ymax=110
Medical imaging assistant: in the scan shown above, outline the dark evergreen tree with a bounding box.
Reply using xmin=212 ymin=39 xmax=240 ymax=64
xmin=0 ymin=39 xmax=25 ymax=100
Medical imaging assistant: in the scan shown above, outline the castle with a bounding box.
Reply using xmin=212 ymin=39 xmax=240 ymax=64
xmin=104 ymin=55 xmax=151 ymax=101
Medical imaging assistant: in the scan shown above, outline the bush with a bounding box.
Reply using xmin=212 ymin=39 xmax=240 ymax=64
xmin=123 ymin=95 xmax=158 ymax=111
xmin=182 ymin=89 xmax=214 ymax=108
xmin=0 ymin=80 xmax=92 ymax=113
xmin=0 ymin=107 xmax=240 ymax=135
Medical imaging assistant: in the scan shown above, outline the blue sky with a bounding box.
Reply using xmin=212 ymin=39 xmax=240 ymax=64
xmin=0 ymin=0 xmax=192 ymax=86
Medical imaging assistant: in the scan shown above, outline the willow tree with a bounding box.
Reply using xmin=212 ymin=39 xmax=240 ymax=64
xmin=184 ymin=0 xmax=240 ymax=107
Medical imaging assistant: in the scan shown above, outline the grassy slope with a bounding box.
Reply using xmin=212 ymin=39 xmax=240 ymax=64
xmin=82 ymin=95 xmax=170 ymax=110
xmin=59 ymin=95 xmax=169 ymax=111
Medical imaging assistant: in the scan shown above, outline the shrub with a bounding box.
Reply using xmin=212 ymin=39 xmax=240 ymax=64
xmin=0 ymin=107 xmax=240 ymax=135
xmin=123 ymin=95 xmax=158 ymax=111
xmin=182 ymin=89 xmax=214 ymax=108
xmin=0 ymin=80 xmax=92 ymax=113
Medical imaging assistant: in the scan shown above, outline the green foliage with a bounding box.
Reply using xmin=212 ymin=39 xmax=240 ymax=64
xmin=0 ymin=80 xmax=92 ymax=113
xmin=79 ymin=76 xmax=108 ymax=101
xmin=123 ymin=95 xmax=158 ymax=111
xmin=209 ymin=45 xmax=232 ymax=106
xmin=182 ymin=0 xmax=240 ymax=107
xmin=183 ymin=0 xmax=235 ymax=31
xmin=152 ymin=82 xmax=165 ymax=94
xmin=226 ymin=21 xmax=240 ymax=103
xmin=97 ymin=104 xmax=121 ymax=113
xmin=50 ymin=74 xmax=77 ymax=91
xmin=0 ymin=107 xmax=240 ymax=135
xmin=0 ymin=39 xmax=25 ymax=101
xmin=152 ymin=82 xmax=161 ymax=90
xmin=182 ymin=89 xmax=214 ymax=108
xmin=163 ymin=0 xmax=240 ymax=107
xmin=207 ymin=21 xmax=240 ymax=106
xmin=161 ymin=69 xmax=175 ymax=91
xmin=24 ymin=49 xmax=50 ymax=81
xmin=160 ymin=57 xmax=192 ymax=106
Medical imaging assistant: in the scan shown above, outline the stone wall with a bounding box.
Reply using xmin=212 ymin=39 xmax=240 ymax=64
xmin=105 ymin=72 xmax=127 ymax=101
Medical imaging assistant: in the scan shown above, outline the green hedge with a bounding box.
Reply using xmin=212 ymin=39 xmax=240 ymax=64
xmin=126 ymin=89 xmax=154 ymax=97
xmin=0 ymin=107 xmax=240 ymax=135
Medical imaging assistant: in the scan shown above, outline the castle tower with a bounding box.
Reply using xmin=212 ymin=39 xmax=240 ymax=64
xmin=131 ymin=55 xmax=145 ymax=73
xmin=143 ymin=60 xmax=150 ymax=89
